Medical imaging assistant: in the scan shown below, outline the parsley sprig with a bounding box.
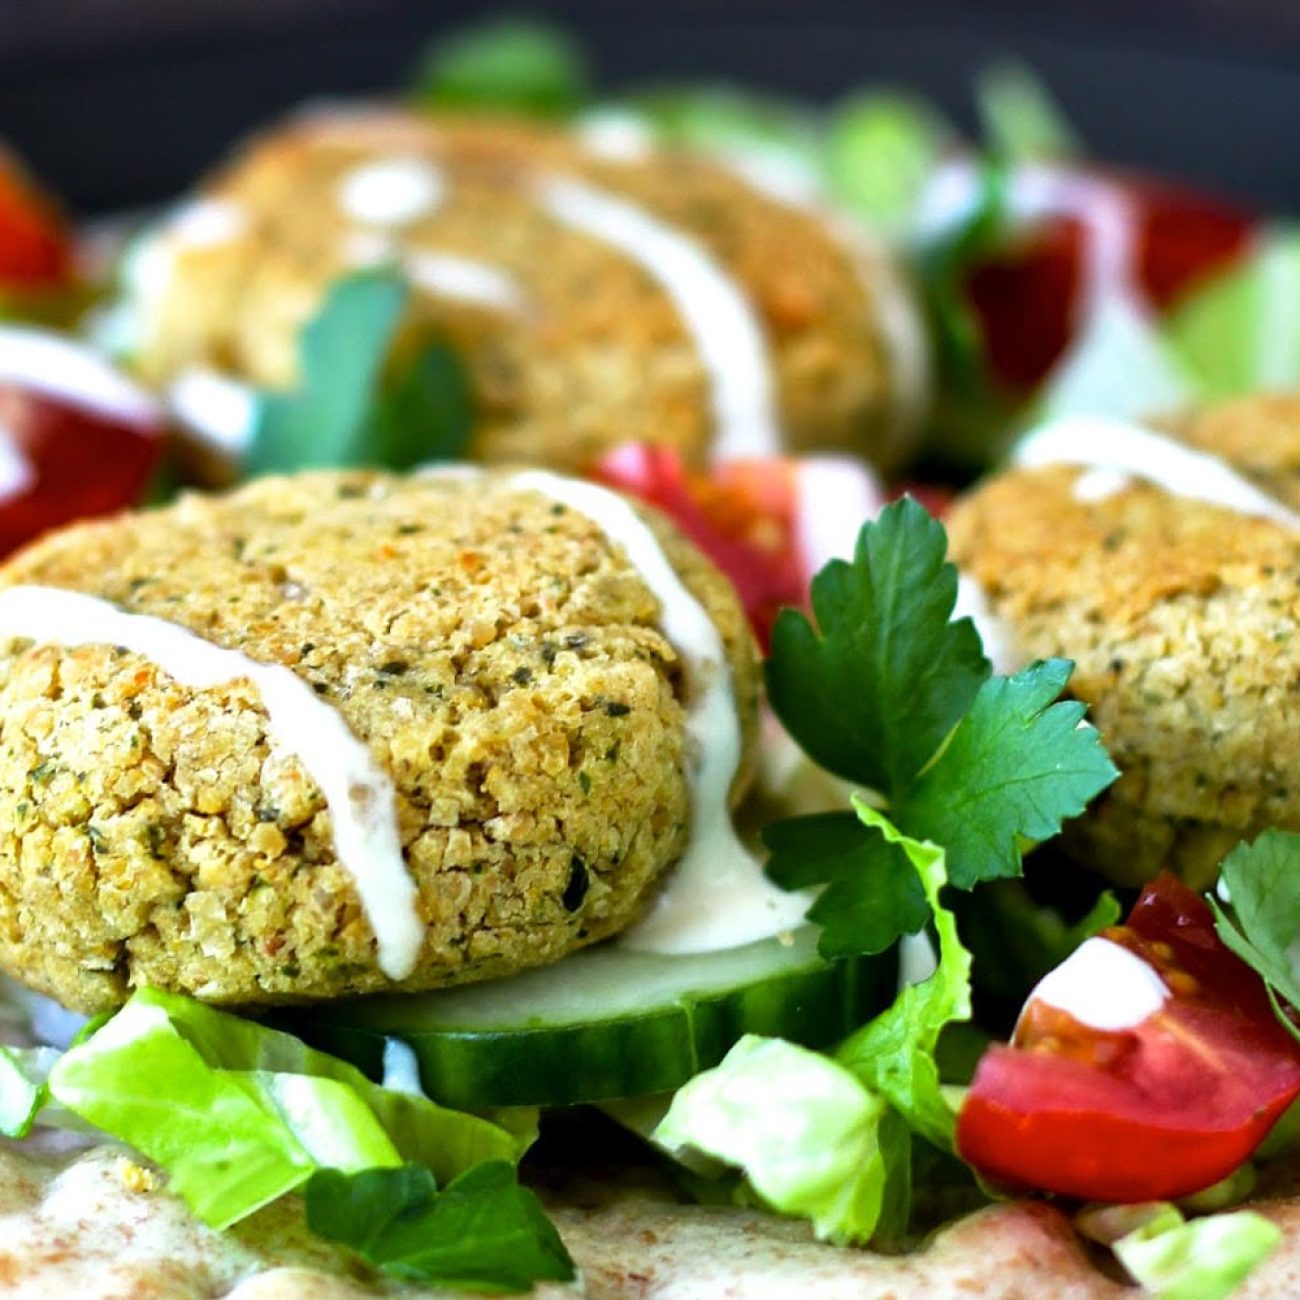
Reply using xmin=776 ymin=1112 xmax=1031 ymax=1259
xmin=764 ymin=497 xmax=1119 ymax=960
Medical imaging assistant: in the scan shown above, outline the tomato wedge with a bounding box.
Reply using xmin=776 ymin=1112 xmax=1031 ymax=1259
xmin=0 ymin=150 xmax=72 ymax=291
xmin=594 ymin=445 xmax=875 ymax=648
xmin=956 ymin=874 xmax=1300 ymax=1202
xmin=0 ymin=326 xmax=163 ymax=556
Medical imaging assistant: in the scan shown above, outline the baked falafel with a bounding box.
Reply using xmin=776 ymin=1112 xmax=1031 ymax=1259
xmin=0 ymin=467 xmax=760 ymax=1012
xmin=948 ymin=394 xmax=1300 ymax=888
xmin=109 ymin=108 xmax=926 ymax=475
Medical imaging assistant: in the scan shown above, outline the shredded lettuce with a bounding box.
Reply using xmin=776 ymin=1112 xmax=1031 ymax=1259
xmin=1114 ymin=1203 xmax=1280 ymax=1300
xmin=974 ymin=63 xmax=1080 ymax=163
xmin=835 ymin=803 xmax=972 ymax=1151
xmin=652 ymin=1034 xmax=892 ymax=1245
xmin=44 ymin=988 xmax=527 ymax=1230
xmin=0 ymin=1044 xmax=58 ymax=1139
xmin=1166 ymin=229 xmax=1300 ymax=398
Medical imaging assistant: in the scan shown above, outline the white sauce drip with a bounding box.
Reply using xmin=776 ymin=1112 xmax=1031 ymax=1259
xmin=341 ymin=233 xmax=525 ymax=315
xmin=0 ymin=586 xmax=423 ymax=980
xmin=338 ymin=157 xmax=443 ymax=227
xmin=0 ymin=423 xmax=34 ymax=503
xmin=535 ymin=175 xmax=782 ymax=462
xmin=0 ymin=325 xmax=160 ymax=428
xmin=380 ymin=1037 xmax=425 ymax=1096
xmin=1022 ymin=936 xmax=1169 ymax=1033
xmin=1072 ymin=466 xmax=1133 ymax=503
xmin=167 ymin=367 xmax=260 ymax=457
xmin=404 ymin=252 xmax=526 ymax=314
xmin=507 ymin=470 xmax=809 ymax=953
xmin=1012 ymin=414 xmax=1300 ymax=530
xmin=791 ymin=455 xmax=886 ymax=575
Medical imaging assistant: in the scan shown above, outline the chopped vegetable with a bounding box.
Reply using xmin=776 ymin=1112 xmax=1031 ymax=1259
xmin=290 ymin=926 xmax=893 ymax=1107
xmin=306 ymin=1162 xmax=575 ymax=1292
xmin=974 ymin=63 xmax=1080 ymax=163
xmin=0 ymin=1044 xmax=58 ymax=1139
xmin=45 ymin=988 xmax=526 ymax=1229
xmin=653 ymin=1034 xmax=894 ymax=1245
xmin=0 ymin=150 xmax=71 ymax=291
xmin=957 ymin=875 xmax=1300 ymax=1201
xmin=836 ymin=803 xmax=972 ymax=1152
xmin=1113 ymin=1203 xmax=1280 ymax=1300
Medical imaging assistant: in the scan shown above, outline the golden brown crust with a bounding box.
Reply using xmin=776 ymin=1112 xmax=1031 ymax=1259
xmin=0 ymin=469 xmax=759 ymax=1011
xmin=947 ymin=395 xmax=1300 ymax=887
xmin=127 ymin=108 xmax=922 ymax=473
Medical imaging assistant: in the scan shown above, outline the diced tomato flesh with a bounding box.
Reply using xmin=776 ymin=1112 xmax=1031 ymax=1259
xmin=0 ymin=161 xmax=72 ymax=291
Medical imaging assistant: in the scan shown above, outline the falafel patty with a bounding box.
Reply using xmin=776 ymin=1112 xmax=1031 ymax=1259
xmin=112 ymin=108 xmax=926 ymax=474
xmin=0 ymin=468 xmax=760 ymax=1013
xmin=947 ymin=394 xmax=1300 ymax=889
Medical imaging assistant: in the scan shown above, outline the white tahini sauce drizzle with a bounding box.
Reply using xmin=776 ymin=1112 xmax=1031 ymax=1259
xmin=167 ymin=367 xmax=260 ymax=457
xmin=338 ymin=157 xmax=444 ymax=227
xmin=404 ymin=252 xmax=526 ymax=313
xmin=0 ymin=325 xmax=161 ymax=429
xmin=1021 ymin=936 xmax=1169 ymax=1034
xmin=0 ymin=586 xmax=423 ymax=980
xmin=381 ymin=1037 xmax=425 ymax=1096
xmin=534 ymin=175 xmax=782 ymax=462
xmin=507 ymin=470 xmax=810 ymax=953
xmin=0 ymin=424 xmax=34 ymax=504
xmin=1012 ymin=414 xmax=1300 ymax=530
xmin=166 ymin=198 xmax=248 ymax=249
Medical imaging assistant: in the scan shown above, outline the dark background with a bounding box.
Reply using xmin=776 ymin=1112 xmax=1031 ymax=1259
xmin=2 ymin=0 xmax=1300 ymax=216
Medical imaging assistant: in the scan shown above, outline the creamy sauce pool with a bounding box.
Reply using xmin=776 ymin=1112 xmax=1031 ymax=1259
xmin=0 ymin=586 xmax=423 ymax=981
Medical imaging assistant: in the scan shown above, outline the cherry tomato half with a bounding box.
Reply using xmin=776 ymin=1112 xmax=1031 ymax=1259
xmin=956 ymin=875 xmax=1300 ymax=1202
xmin=0 ymin=151 xmax=72 ymax=291
xmin=0 ymin=326 xmax=162 ymax=556
xmin=593 ymin=444 xmax=888 ymax=649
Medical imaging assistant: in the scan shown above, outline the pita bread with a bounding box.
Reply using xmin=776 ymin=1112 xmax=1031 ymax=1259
xmin=10 ymin=1134 xmax=1300 ymax=1298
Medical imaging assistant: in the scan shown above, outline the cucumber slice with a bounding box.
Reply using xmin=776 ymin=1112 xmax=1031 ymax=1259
xmin=286 ymin=928 xmax=893 ymax=1108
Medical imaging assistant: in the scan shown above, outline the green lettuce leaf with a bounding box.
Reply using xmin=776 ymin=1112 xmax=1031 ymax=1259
xmin=765 ymin=497 xmax=989 ymax=799
xmin=896 ymin=659 xmax=1120 ymax=888
xmin=823 ymin=93 xmax=951 ymax=238
xmin=0 ymin=1044 xmax=58 ymax=1138
xmin=1166 ymin=229 xmax=1300 ymax=399
xmin=411 ymin=18 xmax=589 ymax=118
xmin=1114 ymin=1203 xmax=1280 ymax=1300
xmin=763 ymin=811 xmax=928 ymax=960
xmin=47 ymin=987 xmax=526 ymax=1230
xmin=1210 ymin=829 xmax=1300 ymax=1040
xmin=306 ymin=1162 xmax=575 ymax=1292
xmin=652 ymin=1034 xmax=893 ymax=1245
xmin=975 ymin=62 xmax=1080 ymax=162
xmin=835 ymin=803 xmax=972 ymax=1151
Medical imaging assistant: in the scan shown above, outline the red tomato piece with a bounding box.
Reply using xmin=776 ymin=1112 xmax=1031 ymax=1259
xmin=0 ymin=153 xmax=72 ymax=290
xmin=956 ymin=874 xmax=1300 ymax=1202
xmin=593 ymin=444 xmax=808 ymax=650
xmin=0 ymin=328 xmax=163 ymax=556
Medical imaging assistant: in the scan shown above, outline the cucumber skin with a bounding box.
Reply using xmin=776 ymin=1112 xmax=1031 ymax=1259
xmin=289 ymin=949 xmax=895 ymax=1108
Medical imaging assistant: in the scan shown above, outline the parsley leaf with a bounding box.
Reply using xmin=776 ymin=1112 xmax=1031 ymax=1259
xmin=766 ymin=497 xmax=988 ymax=799
xmin=411 ymin=19 xmax=589 ymax=119
xmin=305 ymin=1161 xmax=575 ymax=1293
xmin=244 ymin=269 xmax=475 ymax=475
xmin=897 ymin=659 xmax=1121 ymax=888
xmin=763 ymin=811 xmax=928 ymax=960
xmin=1211 ymin=829 xmax=1300 ymax=1040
